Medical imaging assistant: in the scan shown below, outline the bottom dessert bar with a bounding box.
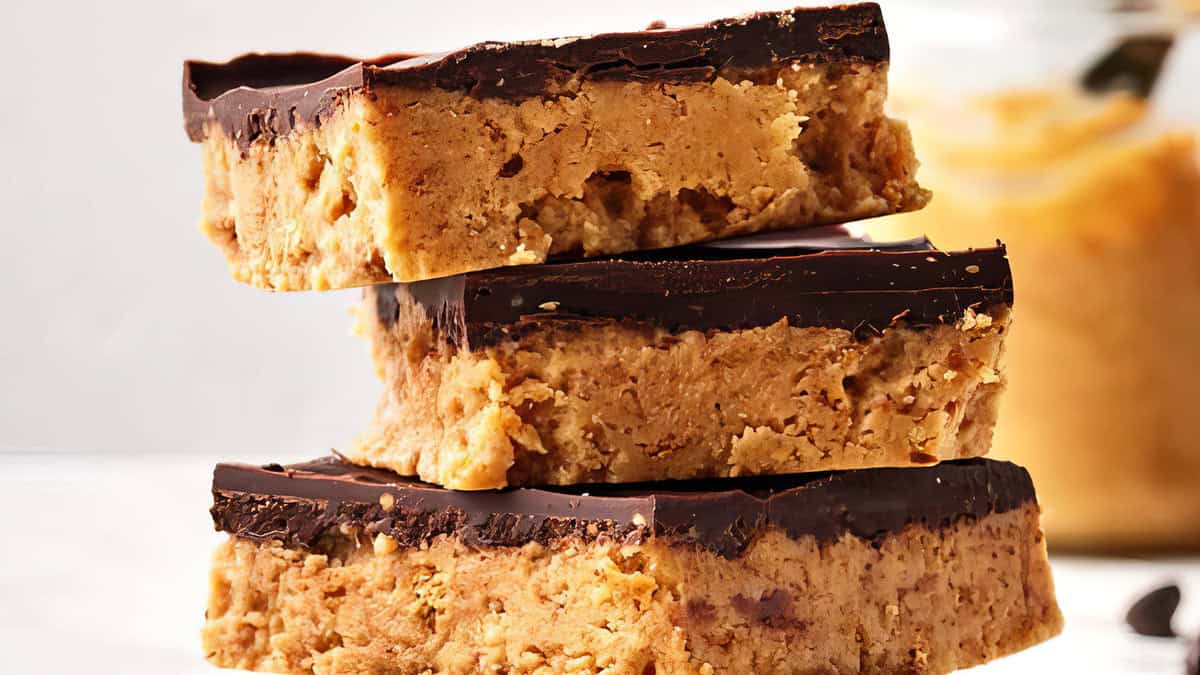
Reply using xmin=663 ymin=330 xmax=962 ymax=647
xmin=203 ymin=458 xmax=1061 ymax=674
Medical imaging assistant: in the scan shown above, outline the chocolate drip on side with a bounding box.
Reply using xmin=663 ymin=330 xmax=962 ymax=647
xmin=372 ymin=240 xmax=1013 ymax=350
xmin=183 ymin=4 xmax=888 ymax=147
xmin=211 ymin=458 xmax=1037 ymax=559
xmin=181 ymin=53 xmax=413 ymax=144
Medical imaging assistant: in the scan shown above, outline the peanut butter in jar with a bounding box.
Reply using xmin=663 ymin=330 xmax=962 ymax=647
xmin=875 ymin=5 xmax=1200 ymax=551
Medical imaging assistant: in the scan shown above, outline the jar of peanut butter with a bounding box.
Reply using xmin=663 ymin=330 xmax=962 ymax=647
xmin=876 ymin=2 xmax=1200 ymax=550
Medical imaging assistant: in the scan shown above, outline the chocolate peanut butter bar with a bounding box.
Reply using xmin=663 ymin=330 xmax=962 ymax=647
xmin=203 ymin=457 xmax=1061 ymax=674
xmin=182 ymin=4 xmax=928 ymax=289
xmin=350 ymin=233 xmax=1013 ymax=489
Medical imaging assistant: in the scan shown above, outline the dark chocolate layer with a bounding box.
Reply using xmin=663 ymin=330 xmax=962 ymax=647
xmin=372 ymin=232 xmax=1012 ymax=349
xmin=183 ymin=4 xmax=887 ymax=146
xmin=212 ymin=457 xmax=1036 ymax=559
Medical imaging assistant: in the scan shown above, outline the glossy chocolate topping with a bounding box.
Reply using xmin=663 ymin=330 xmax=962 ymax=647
xmin=211 ymin=457 xmax=1036 ymax=559
xmin=183 ymin=4 xmax=887 ymax=146
xmin=371 ymin=231 xmax=1012 ymax=349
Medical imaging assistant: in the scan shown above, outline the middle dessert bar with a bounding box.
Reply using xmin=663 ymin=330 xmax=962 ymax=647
xmin=352 ymin=236 xmax=1013 ymax=489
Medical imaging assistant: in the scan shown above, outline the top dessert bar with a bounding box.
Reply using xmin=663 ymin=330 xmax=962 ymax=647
xmin=183 ymin=3 xmax=928 ymax=288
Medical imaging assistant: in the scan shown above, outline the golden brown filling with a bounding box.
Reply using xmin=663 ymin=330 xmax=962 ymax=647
xmin=204 ymin=505 xmax=1059 ymax=675
xmin=201 ymin=62 xmax=927 ymax=289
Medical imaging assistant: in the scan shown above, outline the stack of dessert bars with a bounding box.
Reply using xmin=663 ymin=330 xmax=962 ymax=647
xmin=184 ymin=5 xmax=1062 ymax=673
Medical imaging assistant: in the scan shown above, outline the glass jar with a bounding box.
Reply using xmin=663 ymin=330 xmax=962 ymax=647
xmin=871 ymin=1 xmax=1200 ymax=551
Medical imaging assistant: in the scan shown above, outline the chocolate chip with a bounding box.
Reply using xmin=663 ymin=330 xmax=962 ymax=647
xmin=1186 ymin=633 xmax=1200 ymax=675
xmin=498 ymin=154 xmax=524 ymax=178
xmin=1124 ymin=583 xmax=1180 ymax=637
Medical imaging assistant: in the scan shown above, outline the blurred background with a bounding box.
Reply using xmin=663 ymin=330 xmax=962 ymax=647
xmin=2 ymin=0 xmax=1199 ymax=672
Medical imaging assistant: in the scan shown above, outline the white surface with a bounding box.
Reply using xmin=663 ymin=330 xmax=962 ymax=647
xmin=2 ymin=451 xmax=1199 ymax=674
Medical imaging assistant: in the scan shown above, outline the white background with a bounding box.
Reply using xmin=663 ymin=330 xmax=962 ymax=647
xmin=1 ymin=1 xmax=1198 ymax=673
